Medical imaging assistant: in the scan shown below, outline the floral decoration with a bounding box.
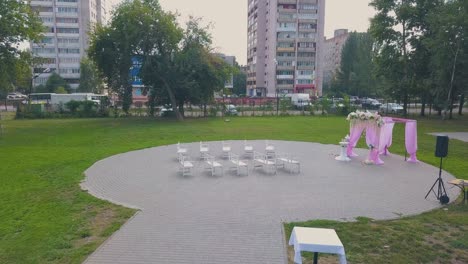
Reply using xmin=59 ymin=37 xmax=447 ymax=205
xmin=346 ymin=110 xmax=385 ymax=127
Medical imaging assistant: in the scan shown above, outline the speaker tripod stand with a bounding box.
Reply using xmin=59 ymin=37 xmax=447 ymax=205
xmin=425 ymin=157 xmax=450 ymax=204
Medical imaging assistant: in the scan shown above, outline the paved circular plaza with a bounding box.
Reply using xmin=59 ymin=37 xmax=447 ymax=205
xmin=81 ymin=140 xmax=458 ymax=264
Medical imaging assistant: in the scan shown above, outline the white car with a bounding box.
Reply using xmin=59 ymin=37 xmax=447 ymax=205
xmin=380 ymin=103 xmax=404 ymax=114
xmin=7 ymin=92 xmax=28 ymax=100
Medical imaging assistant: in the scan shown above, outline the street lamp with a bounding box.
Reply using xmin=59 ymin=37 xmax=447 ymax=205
xmin=274 ymin=59 xmax=279 ymax=116
xmin=29 ymin=67 xmax=52 ymax=105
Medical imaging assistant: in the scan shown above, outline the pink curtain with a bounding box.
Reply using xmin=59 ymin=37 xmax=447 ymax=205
xmin=347 ymin=123 xmax=365 ymax=157
xmin=366 ymin=126 xmax=384 ymax=165
xmin=379 ymin=119 xmax=395 ymax=155
xmin=405 ymin=121 xmax=419 ymax=163
xmin=347 ymin=122 xmax=384 ymax=165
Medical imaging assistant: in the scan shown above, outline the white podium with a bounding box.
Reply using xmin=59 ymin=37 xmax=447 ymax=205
xmin=335 ymin=141 xmax=351 ymax=162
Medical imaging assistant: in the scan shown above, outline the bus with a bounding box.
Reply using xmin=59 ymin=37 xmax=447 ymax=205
xmin=29 ymin=93 xmax=108 ymax=106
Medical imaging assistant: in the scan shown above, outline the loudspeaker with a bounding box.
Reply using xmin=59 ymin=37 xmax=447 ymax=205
xmin=435 ymin=135 xmax=449 ymax=158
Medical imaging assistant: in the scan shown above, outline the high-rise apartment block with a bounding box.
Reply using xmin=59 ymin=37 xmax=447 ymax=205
xmin=322 ymin=29 xmax=349 ymax=86
xmin=30 ymin=0 xmax=108 ymax=89
xmin=247 ymin=0 xmax=325 ymax=97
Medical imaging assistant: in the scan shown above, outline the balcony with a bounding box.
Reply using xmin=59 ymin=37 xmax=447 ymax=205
xmin=277 ymin=65 xmax=295 ymax=70
xmin=277 ymin=84 xmax=294 ymax=89
xmin=276 ymin=75 xmax=294 ymax=80
xmin=277 ymin=27 xmax=297 ymax=32
xmin=278 ymin=0 xmax=297 ymax=4
xmin=277 ymin=47 xmax=295 ymax=52
xmin=298 ymin=28 xmax=316 ymax=33
xmin=277 ymin=37 xmax=296 ymax=42
xmin=297 ymin=47 xmax=316 ymax=52
xmin=297 ymin=65 xmax=315 ymax=70
xmin=278 ymin=17 xmax=296 ymax=23
xmin=278 ymin=8 xmax=297 ymax=14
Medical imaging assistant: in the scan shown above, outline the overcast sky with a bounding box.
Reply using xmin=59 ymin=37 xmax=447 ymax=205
xmin=112 ymin=0 xmax=376 ymax=64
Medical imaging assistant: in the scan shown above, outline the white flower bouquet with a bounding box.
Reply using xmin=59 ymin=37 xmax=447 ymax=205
xmin=347 ymin=110 xmax=384 ymax=127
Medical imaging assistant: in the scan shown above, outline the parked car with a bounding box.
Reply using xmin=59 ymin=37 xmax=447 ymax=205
xmin=225 ymin=104 xmax=238 ymax=116
xmin=159 ymin=106 xmax=174 ymax=117
xmin=361 ymin=98 xmax=381 ymax=110
xmin=380 ymin=103 xmax=404 ymax=114
xmin=7 ymin=92 xmax=27 ymax=100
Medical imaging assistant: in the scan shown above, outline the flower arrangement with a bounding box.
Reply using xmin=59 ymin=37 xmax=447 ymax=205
xmin=347 ymin=110 xmax=385 ymax=127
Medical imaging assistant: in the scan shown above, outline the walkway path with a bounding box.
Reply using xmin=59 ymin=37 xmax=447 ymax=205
xmin=429 ymin=132 xmax=468 ymax=143
xmin=81 ymin=141 xmax=458 ymax=264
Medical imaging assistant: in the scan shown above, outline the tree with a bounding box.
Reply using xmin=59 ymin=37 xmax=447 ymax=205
xmin=89 ymin=0 xmax=184 ymax=116
xmin=43 ymin=73 xmax=70 ymax=93
xmin=78 ymin=58 xmax=103 ymax=93
xmin=331 ymin=32 xmax=376 ymax=97
xmin=0 ymin=0 xmax=42 ymax=95
xmin=233 ymin=65 xmax=247 ymax=96
xmin=370 ymin=0 xmax=419 ymax=116
xmin=425 ymin=0 xmax=468 ymax=119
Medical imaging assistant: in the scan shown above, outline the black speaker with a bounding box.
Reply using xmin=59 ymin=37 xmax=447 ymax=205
xmin=435 ymin=135 xmax=449 ymax=158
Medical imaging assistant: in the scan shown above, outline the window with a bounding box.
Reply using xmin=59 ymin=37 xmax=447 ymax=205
xmin=39 ymin=37 xmax=53 ymax=44
xmin=297 ymin=70 xmax=313 ymax=76
xmin=59 ymin=68 xmax=80 ymax=74
xmin=57 ymin=38 xmax=80 ymax=44
xmin=58 ymin=48 xmax=80 ymax=54
xmin=32 ymin=6 xmax=53 ymax=12
xmin=33 ymin=47 xmax=55 ymax=54
xmin=59 ymin=57 xmax=80 ymax=63
xmin=56 ymin=28 xmax=79 ymax=34
xmin=40 ymin=16 xmax=54 ymax=23
xmin=56 ymin=17 xmax=79 ymax=23
xmin=57 ymin=7 xmax=78 ymax=13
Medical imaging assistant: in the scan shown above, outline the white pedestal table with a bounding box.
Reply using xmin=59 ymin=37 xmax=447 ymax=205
xmin=289 ymin=227 xmax=347 ymax=264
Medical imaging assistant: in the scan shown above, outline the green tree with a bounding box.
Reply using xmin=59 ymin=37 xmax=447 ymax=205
xmin=78 ymin=58 xmax=103 ymax=93
xmin=54 ymin=86 xmax=68 ymax=94
xmin=0 ymin=0 xmax=43 ymax=96
xmin=425 ymin=0 xmax=468 ymax=119
xmin=89 ymin=0 xmax=183 ymax=116
xmin=332 ymin=32 xmax=376 ymax=97
xmin=233 ymin=67 xmax=247 ymax=96
xmin=44 ymin=73 xmax=70 ymax=93
xmin=370 ymin=0 xmax=419 ymax=115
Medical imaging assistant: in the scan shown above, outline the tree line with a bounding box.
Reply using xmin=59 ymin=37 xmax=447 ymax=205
xmin=326 ymin=0 xmax=467 ymax=119
xmin=88 ymin=0 xmax=233 ymax=120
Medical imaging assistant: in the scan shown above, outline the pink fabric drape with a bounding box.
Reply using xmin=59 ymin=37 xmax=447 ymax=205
xmin=405 ymin=121 xmax=419 ymax=163
xmin=365 ymin=126 xmax=384 ymax=165
xmin=346 ymin=123 xmax=365 ymax=157
xmin=347 ymin=122 xmax=384 ymax=165
xmin=379 ymin=118 xmax=395 ymax=155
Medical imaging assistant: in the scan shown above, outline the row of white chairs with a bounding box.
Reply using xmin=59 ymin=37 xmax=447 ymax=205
xmin=177 ymin=140 xmax=275 ymax=161
xmin=177 ymin=141 xmax=299 ymax=177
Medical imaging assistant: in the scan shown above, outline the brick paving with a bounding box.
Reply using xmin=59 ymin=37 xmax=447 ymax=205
xmin=81 ymin=140 xmax=458 ymax=264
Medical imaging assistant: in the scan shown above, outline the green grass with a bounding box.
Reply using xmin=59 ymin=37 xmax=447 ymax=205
xmin=0 ymin=115 xmax=467 ymax=263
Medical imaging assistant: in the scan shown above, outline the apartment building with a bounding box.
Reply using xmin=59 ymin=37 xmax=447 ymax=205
xmin=247 ymin=0 xmax=325 ymax=97
xmin=322 ymin=29 xmax=349 ymax=87
xmin=30 ymin=0 xmax=108 ymax=89
xmin=216 ymin=53 xmax=236 ymax=89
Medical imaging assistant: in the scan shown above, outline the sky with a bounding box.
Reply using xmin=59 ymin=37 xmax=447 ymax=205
xmin=112 ymin=0 xmax=376 ymax=65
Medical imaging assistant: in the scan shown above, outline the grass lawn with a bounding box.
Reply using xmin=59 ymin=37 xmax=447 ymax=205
xmin=0 ymin=115 xmax=467 ymax=263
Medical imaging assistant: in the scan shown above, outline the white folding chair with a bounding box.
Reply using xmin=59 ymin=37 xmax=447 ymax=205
xmin=253 ymin=151 xmax=276 ymax=175
xmin=276 ymin=152 xmax=300 ymax=173
xmin=265 ymin=140 xmax=275 ymax=157
xmin=177 ymin=142 xmax=188 ymax=161
xmin=222 ymin=141 xmax=231 ymax=159
xmin=229 ymin=153 xmax=248 ymax=176
xmin=244 ymin=140 xmax=254 ymax=158
xmin=205 ymin=154 xmax=223 ymax=176
xmin=179 ymin=155 xmax=194 ymax=177
xmin=200 ymin=141 xmax=210 ymax=160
